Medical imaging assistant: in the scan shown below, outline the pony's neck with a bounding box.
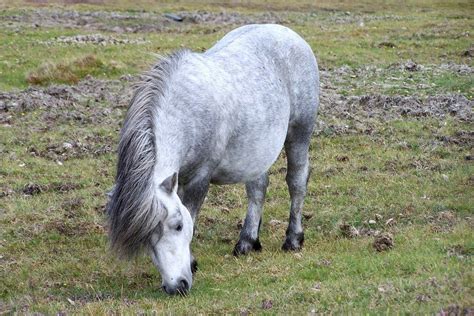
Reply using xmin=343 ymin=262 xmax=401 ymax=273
xmin=153 ymin=112 xmax=184 ymax=183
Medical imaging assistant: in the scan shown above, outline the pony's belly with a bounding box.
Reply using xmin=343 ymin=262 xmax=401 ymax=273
xmin=210 ymin=130 xmax=287 ymax=184
xmin=211 ymin=155 xmax=279 ymax=184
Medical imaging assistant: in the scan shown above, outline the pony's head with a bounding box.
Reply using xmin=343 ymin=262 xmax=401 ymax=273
xmin=107 ymin=51 xmax=196 ymax=295
xmin=107 ymin=171 xmax=195 ymax=295
xmin=148 ymin=172 xmax=194 ymax=295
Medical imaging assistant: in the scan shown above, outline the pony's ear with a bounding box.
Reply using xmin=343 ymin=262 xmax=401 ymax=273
xmin=160 ymin=172 xmax=178 ymax=194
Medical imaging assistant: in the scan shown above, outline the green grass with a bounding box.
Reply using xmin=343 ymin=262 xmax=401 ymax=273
xmin=0 ymin=0 xmax=473 ymax=314
xmin=0 ymin=1 xmax=472 ymax=91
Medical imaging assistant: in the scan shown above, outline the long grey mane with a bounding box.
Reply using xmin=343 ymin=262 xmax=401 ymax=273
xmin=107 ymin=50 xmax=189 ymax=258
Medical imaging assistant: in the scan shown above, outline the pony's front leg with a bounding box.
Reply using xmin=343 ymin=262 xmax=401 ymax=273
xmin=180 ymin=174 xmax=210 ymax=274
xmin=233 ymin=172 xmax=269 ymax=256
xmin=180 ymin=174 xmax=210 ymax=231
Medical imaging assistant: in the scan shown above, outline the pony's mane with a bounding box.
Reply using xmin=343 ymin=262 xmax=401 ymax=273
xmin=107 ymin=50 xmax=189 ymax=258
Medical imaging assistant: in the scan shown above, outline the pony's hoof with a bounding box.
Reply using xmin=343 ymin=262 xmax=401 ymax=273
xmin=233 ymin=238 xmax=262 ymax=256
xmin=282 ymin=232 xmax=304 ymax=251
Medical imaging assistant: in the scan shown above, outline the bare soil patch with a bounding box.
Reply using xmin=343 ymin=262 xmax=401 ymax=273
xmin=20 ymin=182 xmax=82 ymax=196
xmin=0 ymin=76 xmax=131 ymax=113
xmin=1 ymin=67 xmax=472 ymax=145
xmin=44 ymin=219 xmax=105 ymax=236
xmin=446 ymin=244 xmax=472 ymax=259
xmin=2 ymin=9 xmax=284 ymax=33
xmin=437 ymin=305 xmax=474 ymax=316
xmin=61 ymin=197 xmax=84 ymax=217
xmin=318 ymin=89 xmax=472 ymax=136
xmin=40 ymin=34 xmax=150 ymax=46
xmin=37 ymin=135 xmax=114 ymax=161
xmin=436 ymin=131 xmax=474 ymax=148
xmin=2 ymin=74 xmax=471 ymax=128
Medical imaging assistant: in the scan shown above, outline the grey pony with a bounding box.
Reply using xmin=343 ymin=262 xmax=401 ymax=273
xmin=107 ymin=24 xmax=319 ymax=295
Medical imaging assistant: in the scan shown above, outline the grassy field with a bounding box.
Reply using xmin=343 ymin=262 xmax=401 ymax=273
xmin=1 ymin=0 xmax=473 ymax=314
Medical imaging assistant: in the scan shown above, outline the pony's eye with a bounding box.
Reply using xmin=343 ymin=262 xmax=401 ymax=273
xmin=176 ymin=224 xmax=183 ymax=232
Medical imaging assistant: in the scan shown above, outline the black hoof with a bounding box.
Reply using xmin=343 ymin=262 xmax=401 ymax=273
xmin=233 ymin=237 xmax=262 ymax=256
xmin=282 ymin=232 xmax=304 ymax=251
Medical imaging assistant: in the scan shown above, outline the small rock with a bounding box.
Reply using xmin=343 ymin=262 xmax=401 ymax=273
xmin=261 ymin=299 xmax=273 ymax=310
xmin=368 ymin=219 xmax=376 ymax=225
xmin=62 ymin=142 xmax=73 ymax=149
xmin=373 ymin=233 xmax=394 ymax=252
xmin=385 ymin=218 xmax=396 ymax=226
xmin=164 ymin=13 xmax=184 ymax=22
xmin=404 ymin=60 xmax=418 ymax=71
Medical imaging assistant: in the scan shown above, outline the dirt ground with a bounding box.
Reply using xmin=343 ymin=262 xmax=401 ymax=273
xmin=1 ymin=69 xmax=472 ymax=129
xmin=2 ymin=9 xmax=284 ymax=33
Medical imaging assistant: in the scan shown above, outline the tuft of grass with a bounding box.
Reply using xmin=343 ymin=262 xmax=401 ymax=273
xmin=26 ymin=54 xmax=119 ymax=85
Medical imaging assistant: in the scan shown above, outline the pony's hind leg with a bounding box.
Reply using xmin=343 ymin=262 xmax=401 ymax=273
xmin=233 ymin=172 xmax=269 ymax=256
xmin=282 ymin=134 xmax=312 ymax=251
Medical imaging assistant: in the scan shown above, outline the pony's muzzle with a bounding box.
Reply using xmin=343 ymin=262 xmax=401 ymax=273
xmin=162 ymin=278 xmax=191 ymax=295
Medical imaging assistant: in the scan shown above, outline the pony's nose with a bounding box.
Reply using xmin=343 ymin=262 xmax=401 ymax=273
xmin=162 ymin=279 xmax=190 ymax=295
xmin=177 ymin=278 xmax=189 ymax=295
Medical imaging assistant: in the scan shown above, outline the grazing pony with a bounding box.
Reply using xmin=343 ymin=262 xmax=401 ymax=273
xmin=107 ymin=24 xmax=319 ymax=295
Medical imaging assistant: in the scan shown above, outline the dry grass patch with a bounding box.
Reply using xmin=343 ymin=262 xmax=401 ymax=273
xmin=26 ymin=54 xmax=118 ymax=85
